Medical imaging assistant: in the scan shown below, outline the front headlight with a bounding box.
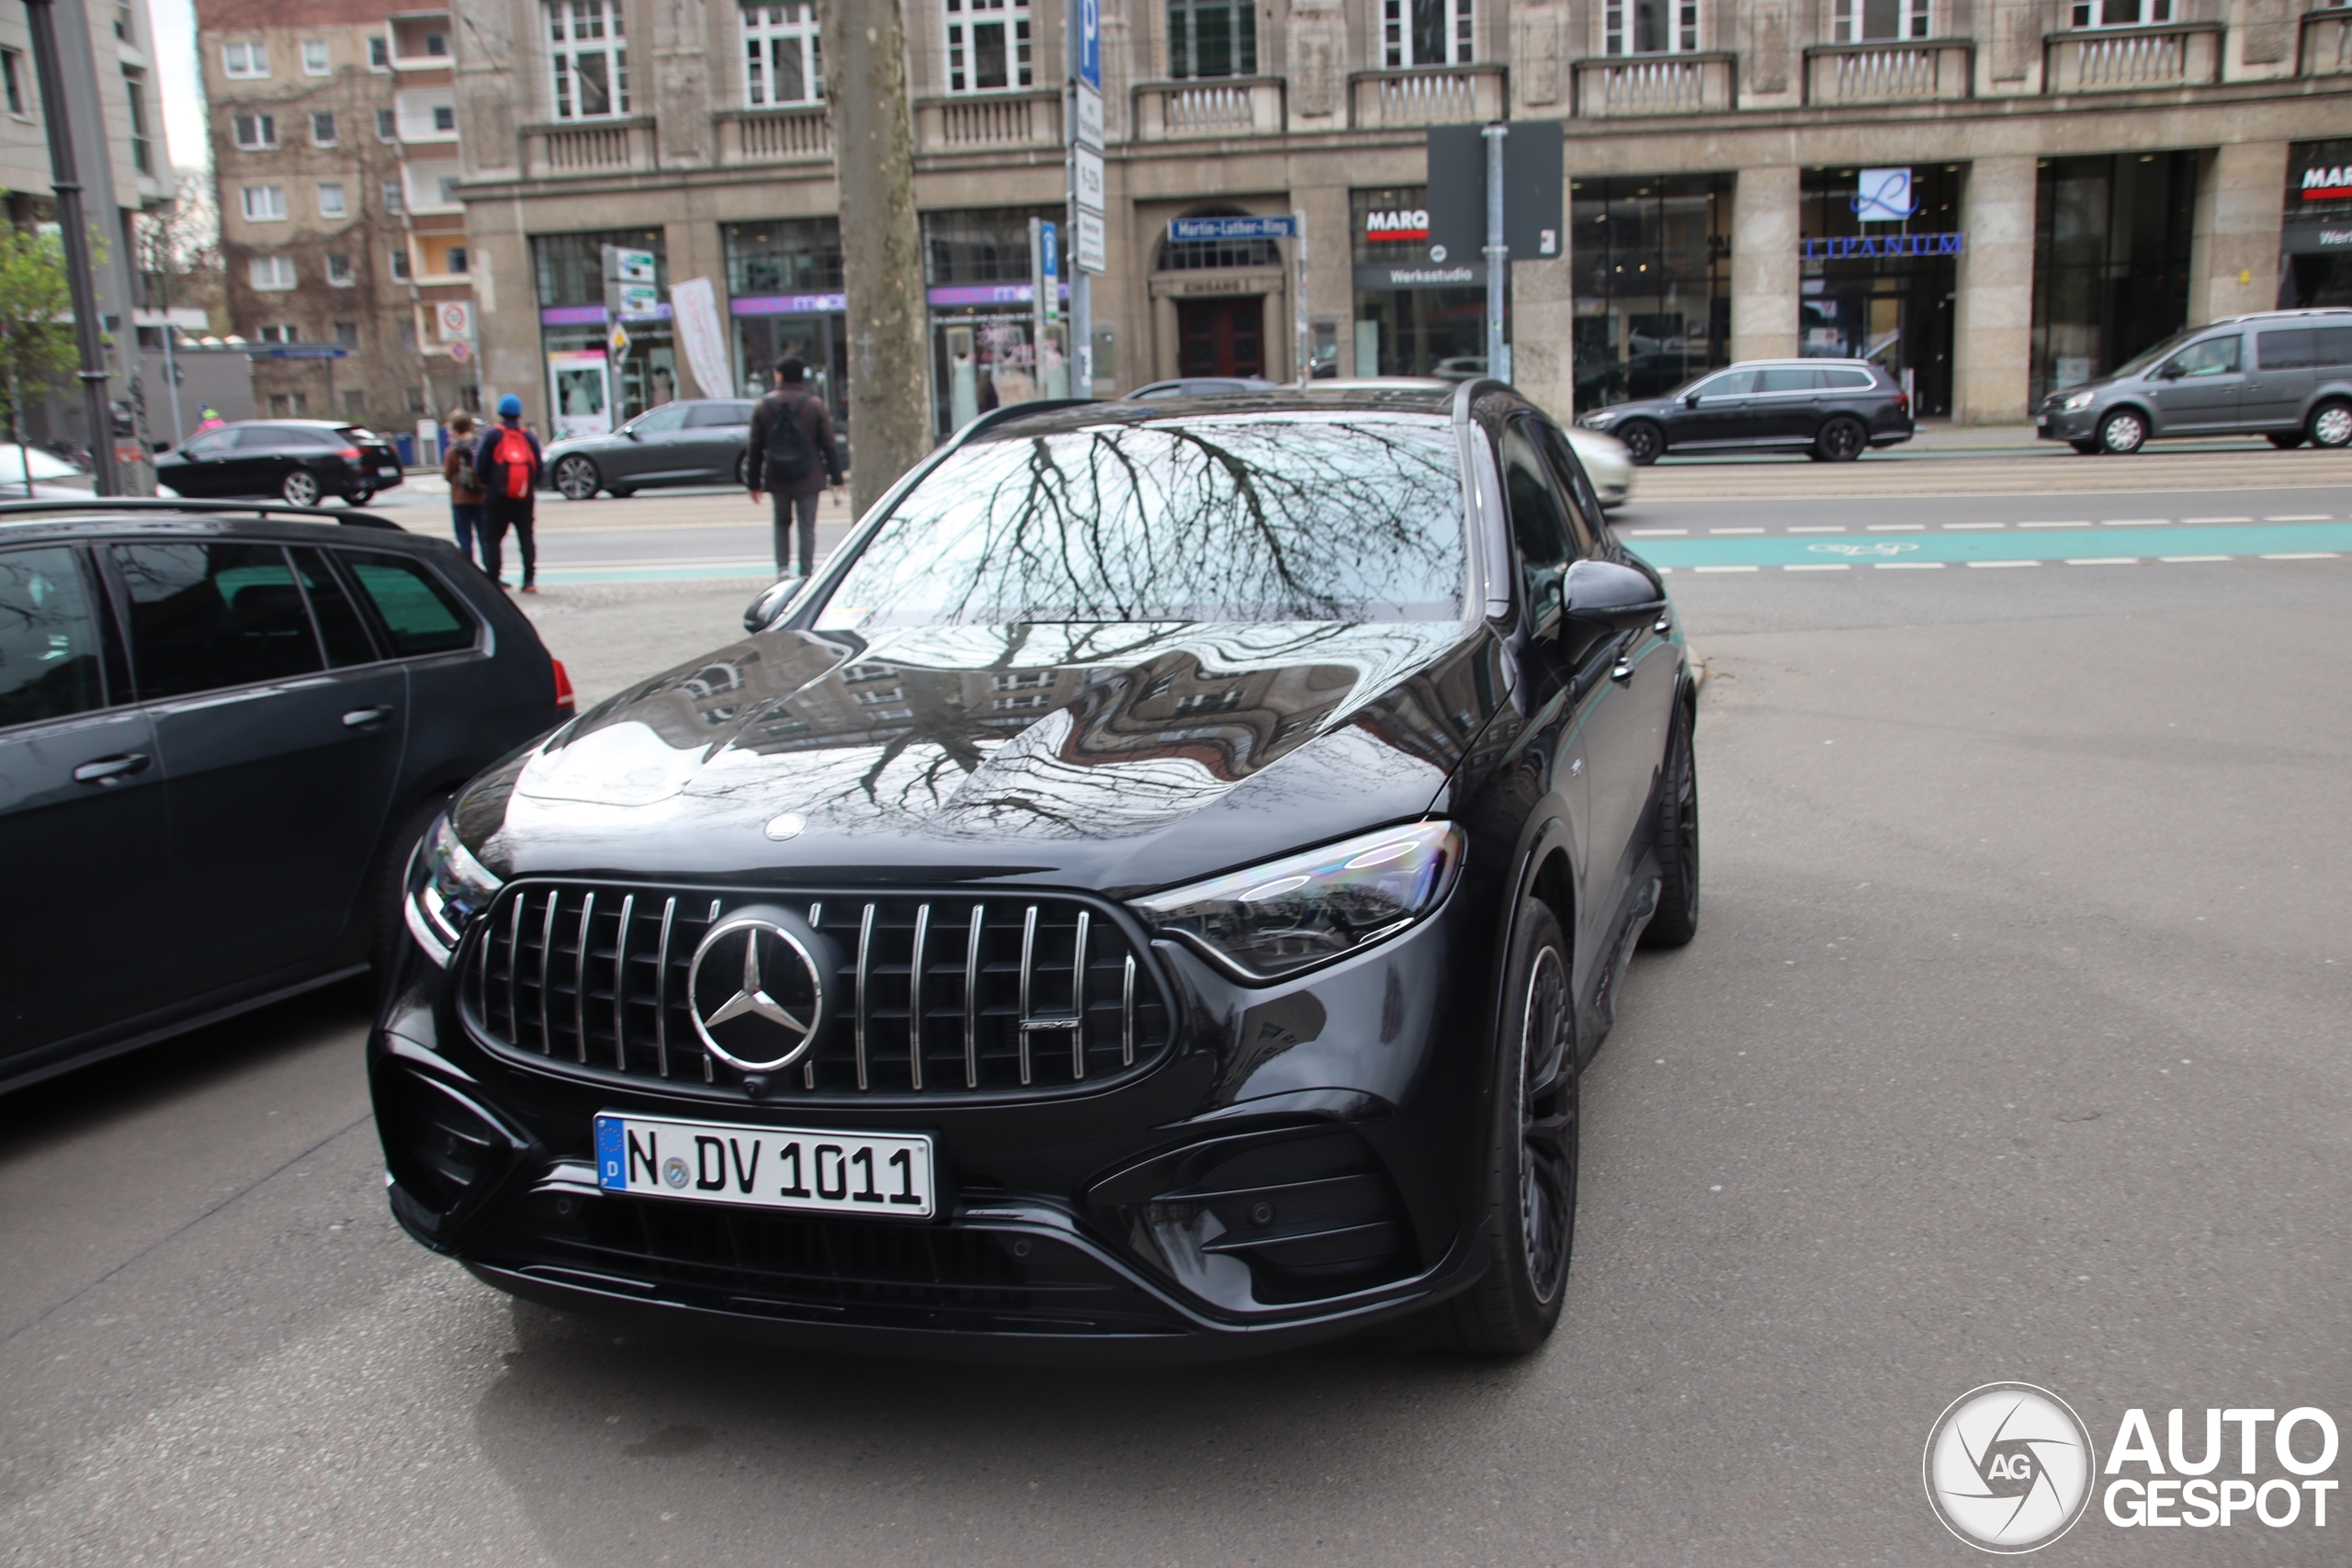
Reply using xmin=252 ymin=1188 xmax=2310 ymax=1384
xmin=1131 ymin=821 xmax=1464 ymax=982
xmin=405 ymin=814 xmax=503 ymax=966
xmin=2061 ymin=389 xmax=2097 ymax=412
xmin=1579 ymin=411 xmax=1619 ymax=428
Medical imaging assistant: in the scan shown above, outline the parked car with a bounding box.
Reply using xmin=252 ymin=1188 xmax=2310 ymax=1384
xmin=1123 ymin=378 xmax=1279 ymax=399
xmin=543 ymin=399 xmax=759 ymax=499
xmin=0 ymin=499 xmax=572 ymax=1093
xmin=154 ymin=420 xmax=406 ymax=505
xmin=2036 ymin=308 xmax=2352 ymax=455
xmin=1564 ymin=424 xmax=1634 ymax=507
xmin=1577 ymin=358 xmax=1915 ymax=464
xmin=0 ymin=443 xmax=93 ymax=499
xmin=374 ymin=381 xmax=1698 ymax=1364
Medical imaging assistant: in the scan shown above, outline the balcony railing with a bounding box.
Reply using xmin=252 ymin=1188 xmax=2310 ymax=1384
xmin=1804 ymin=40 xmax=1973 ymax=104
xmin=523 ymin=118 xmax=653 ymax=177
xmin=914 ymin=90 xmax=1061 ymax=153
xmin=2043 ymin=22 xmax=2220 ymax=93
xmin=718 ymin=106 xmax=831 ymax=164
xmin=1349 ymin=66 xmax=1507 ymax=129
xmin=1571 ymin=53 xmax=1736 ymax=117
xmin=1133 ymin=77 xmax=1284 ymax=140
xmin=2304 ymin=10 xmax=2352 ymax=76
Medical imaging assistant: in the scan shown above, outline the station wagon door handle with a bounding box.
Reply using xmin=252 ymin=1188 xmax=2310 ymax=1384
xmin=343 ymin=705 xmax=397 ymax=728
xmin=73 ymin=751 xmax=151 ymax=783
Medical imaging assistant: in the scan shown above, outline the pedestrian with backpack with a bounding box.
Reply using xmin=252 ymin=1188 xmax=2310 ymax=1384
xmin=442 ymin=410 xmax=486 ymax=567
xmin=746 ymin=355 xmax=843 ymax=579
xmin=471 ymin=392 xmax=543 ymax=593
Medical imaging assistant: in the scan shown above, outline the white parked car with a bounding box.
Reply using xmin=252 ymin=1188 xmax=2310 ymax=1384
xmin=1564 ymin=425 xmax=1634 ymax=508
xmin=0 ymin=444 xmax=93 ymax=499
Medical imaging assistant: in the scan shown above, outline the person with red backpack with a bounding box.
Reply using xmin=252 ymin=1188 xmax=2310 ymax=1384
xmin=471 ymin=392 xmax=543 ymax=592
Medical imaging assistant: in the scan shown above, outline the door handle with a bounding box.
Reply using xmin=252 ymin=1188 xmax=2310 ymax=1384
xmin=73 ymin=751 xmax=151 ymax=784
xmin=1611 ymin=659 xmax=1635 ymax=683
xmin=342 ymin=705 xmax=396 ymax=728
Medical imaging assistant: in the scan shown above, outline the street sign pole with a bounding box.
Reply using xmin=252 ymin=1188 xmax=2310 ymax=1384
xmin=1069 ymin=0 xmax=1103 ymax=391
xmin=24 ymin=0 xmax=118 ymax=492
xmin=1294 ymin=209 xmax=1309 ymax=389
xmin=1482 ymin=122 xmax=1509 ymax=385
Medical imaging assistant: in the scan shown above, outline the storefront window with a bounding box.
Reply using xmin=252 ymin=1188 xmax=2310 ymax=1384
xmin=925 ymin=208 xmax=1066 ymax=434
xmin=1569 ymin=173 xmax=1728 ymax=412
xmin=2280 ymin=139 xmax=2352 ymax=310
xmin=723 ymin=218 xmax=847 ymax=423
xmin=2029 ymin=152 xmax=2196 ymax=406
xmin=531 ymin=228 xmax=673 ymax=434
xmin=1351 ymin=186 xmax=1488 ymax=379
xmin=1798 ymin=164 xmax=1959 ymax=415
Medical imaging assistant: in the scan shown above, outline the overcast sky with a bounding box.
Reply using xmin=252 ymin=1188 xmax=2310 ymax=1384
xmin=151 ymin=0 xmax=206 ymax=171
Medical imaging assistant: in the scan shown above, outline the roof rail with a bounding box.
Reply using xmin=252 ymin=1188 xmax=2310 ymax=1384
xmin=0 ymin=497 xmax=403 ymax=530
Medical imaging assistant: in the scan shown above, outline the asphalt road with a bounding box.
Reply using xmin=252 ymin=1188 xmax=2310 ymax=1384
xmin=4 ymin=463 xmax=2346 ymax=1566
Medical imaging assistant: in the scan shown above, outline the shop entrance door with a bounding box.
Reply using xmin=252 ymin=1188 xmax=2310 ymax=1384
xmin=1178 ymin=299 xmax=1265 ymax=378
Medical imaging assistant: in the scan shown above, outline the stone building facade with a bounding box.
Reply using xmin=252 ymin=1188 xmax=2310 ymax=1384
xmin=447 ymin=0 xmax=2352 ymax=447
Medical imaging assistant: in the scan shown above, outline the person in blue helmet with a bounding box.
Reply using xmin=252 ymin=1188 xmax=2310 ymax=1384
xmin=471 ymin=392 xmax=543 ymax=592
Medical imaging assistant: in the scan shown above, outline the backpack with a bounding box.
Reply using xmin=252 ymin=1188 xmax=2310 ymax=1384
xmin=761 ymin=390 xmax=814 ymax=487
xmin=492 ymin=425 xmax=535 ymax=500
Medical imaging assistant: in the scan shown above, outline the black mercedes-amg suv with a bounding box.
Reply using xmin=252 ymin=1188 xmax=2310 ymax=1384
xmin=373 ymin=381 xmax=1699 ymax=1363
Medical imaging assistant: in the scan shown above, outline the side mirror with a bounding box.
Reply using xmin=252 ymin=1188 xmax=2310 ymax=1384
xmin=743 ymin=577 xmax=800 ymax=634
xmin=622 ymin=427 xmax=642 ymax=440
xmin=1563 ymin=558 xmax=1667 ymax=632
xmin=1683 ymin=392 xmax=1702 ymax=408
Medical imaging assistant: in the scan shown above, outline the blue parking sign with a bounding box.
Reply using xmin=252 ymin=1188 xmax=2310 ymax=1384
xmin=1078 ymin=0 xmax=1101 ymax=90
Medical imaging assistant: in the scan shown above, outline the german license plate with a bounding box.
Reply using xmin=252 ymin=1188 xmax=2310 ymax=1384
xmin=594 ymin=1112 xmax=935 ymax=1218
xmin=377 ymin=465 xmax=401 ymax=477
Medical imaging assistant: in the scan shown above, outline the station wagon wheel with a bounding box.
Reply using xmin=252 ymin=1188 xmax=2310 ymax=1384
xmin=1442 ymin=897 xmax=1577 ymax=1354
xmin=1641 ymin=696 xmax=1700 ymax=949
xmin=2098 ymin=409 xmax=2147 ymax=455
xmin=1617 ymin=419 xmax=1663 ymax=467
xmin=279 ymin=468 xmax=321 ymax=506
xmin=552 ymin=454 xmax=603 ymax=500
xmin=2309 ymin=399 xmax=2352 ymax=449
xmin=347 ymin=486 xmax=375 ymax=505
xmin=1815 ymin=415 xmax=1867 ymax=462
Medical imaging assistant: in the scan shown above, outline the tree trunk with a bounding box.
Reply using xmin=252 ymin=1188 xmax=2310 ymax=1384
xmin=831 ymin=0 xmax=933 ymax=517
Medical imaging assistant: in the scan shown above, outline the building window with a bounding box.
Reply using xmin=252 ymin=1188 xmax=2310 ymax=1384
xmin=221 ymin=40 xmax=268 ymax=78
xmin=1 ymin=50 xmax=26 ymax=116
xmin=318 ymin=182 xmax=346 ymax=218
xmin=368 ymin=36 xmax=390 ymax=70
xmin=390 ymin=248 xmax=412 ymax=281
xmin=2070 ymin=0 xmax=2173 ymax=24
xmin=342 ymin=389 xmax=368 ymax=416
xmin=301 ymin=39 xmax=330 ymax=74
xmin=311 ymin=111 xmax=337 ymax=145
xmin=257 ymin=323 xmax=299 ymax=344
xmin=433 ymin=103 xmax=456 ymax=131
xmin=250 ymin=254 xmax=297 ymax=290
xmin=397 ymin=317 xmax=417 ymax=347
xmin=1383 ymin=0 xmax=1473 ymax=67
xmin=240 ymin=185 xmax=288 ymax=220
xmin=742 ymin=4 xmax=823 ymax=106
xmin=405 ymin=387 xmax=428 ymax=412
xmin=1169 ymin=0 xmax=1255 ymax=77
xmin=1603 ymin=0 xmax=1697 ymax=54
xmin=549 ymin=1 xmax=631 ymax=119
xmin=944 ymin=0 xmax=1031 ymax=93
xmin=1833 ymin=0 xmax=1929 ymax=42
xmin=447 ymin=245 xmax=470 ymax=274
xmin=326 ymin=252 xmax=356 ymax=286
xmin=266 ymin=392 xmax=311 ymax=416
xmin=232 ymin=112 xmax=276 ymax=149
xmin=377 ymin=107 xmax=397 ymax=140
xmin=334 ymin=321 xmax=360 ymax=346
xmin=123 ymin=69 xmax=151 ymax=173
xmin=426 ymin=31 xmax=449 ymax=55
xmin=382 ymin=180 xmax=403 ymax=214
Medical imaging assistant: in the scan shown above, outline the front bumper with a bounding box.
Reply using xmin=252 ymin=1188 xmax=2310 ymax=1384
xmin=2038 ymin=406 xmax=2096 ymax=441
xmin=369 ymin=891 xmax=1496 ymax=1364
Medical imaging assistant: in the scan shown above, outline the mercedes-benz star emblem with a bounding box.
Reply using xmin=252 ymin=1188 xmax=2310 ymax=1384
xmin=686 ymin=909 xmax=828 ymax=1072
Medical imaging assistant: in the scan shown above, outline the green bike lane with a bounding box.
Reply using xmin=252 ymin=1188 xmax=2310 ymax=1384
xmin=1625 ymin=522 xmax=2352 ymax=571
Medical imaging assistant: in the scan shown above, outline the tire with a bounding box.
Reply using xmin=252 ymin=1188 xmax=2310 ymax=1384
xmin=1641 ymin=697 xmax=1700 ymax=949
xmin=347 ymin=486 xmax=375 ymax=505
xmin=279 ymin=468 xmax=322 ymax=506
xmin=2098 ymin=408 xmax=2148 ymax=455
xmin=1440 ymin=898 xmax=1578 ymax=1355
xmin=552 ymin=454 xmax=603 ymax=500
xmin=2267 ymin=431 xmax=2308 ymax=450
xmin=1814 ymin=415 xmax=1867 ymax=462
xmin=1617 ymin=420 xmax=1663 ymax=467
xmin=369 ymin=792 xmax=455 ymax=979
xmin=2308 ymin=399 xmax=2352 ymax=450
xmin=2069 ymin=439 xmax=2101 ymax=456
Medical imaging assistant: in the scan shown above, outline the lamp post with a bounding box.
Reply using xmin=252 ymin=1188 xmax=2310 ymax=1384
xmin=23 ymin=0 xmax=118 ymax=493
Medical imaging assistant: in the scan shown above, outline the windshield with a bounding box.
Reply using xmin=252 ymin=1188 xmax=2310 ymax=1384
xmin=809 ymin=413 xmax=1466 ymax=628
xmin=2109 ymin=329 xmax=2202 ymax=382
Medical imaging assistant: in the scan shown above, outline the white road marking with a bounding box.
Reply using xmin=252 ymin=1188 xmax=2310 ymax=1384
xmin=2017 ymin=520 xmax=2093 ymax=528
xmin=1788 ymin=525 xmax=1847 ymax=534
xmin=1943 ymin=522 xmax=2007 ymax=530
xmin=2265 ymin=513 xmax=2332 ymax=521
xmin=2182 ymin=515 xmax=2254 ymax=523
xmin=2064 ymin=558 xmax=2141 ymax=565
xmin=1709 ymin=527 xmax=1765 ymax=535
xmin=2100 ymin=518 xmax=2170 ymax=525
xmin=2158 ymin=555 xmax=2231 ymax=563
xmin=1866 ymin=524 xmax=1927 ymax=532
xmin=1783 ymin=563 xmax=1849 ymax=571
xmin=2259 ymin=551 xmax=2342 ymax=559
xmin=1626 ymin=528 xmax=1688 ymax=536
xmin=1876 ymin=560 xmax=1945 ymax=569
xmin=1694 ymin=564 xmax=1760 ymax=573
xmin=1967 ymin=559 xmax=2041 ymax=568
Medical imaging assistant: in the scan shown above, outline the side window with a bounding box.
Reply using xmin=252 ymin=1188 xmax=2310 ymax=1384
xmin=112 ymin=542 xmax=323 ymax=697
xmin=687 ymin=402 xmax=753 ymax=427
xmin=0 ymin=547 xmax=107 ymax=728
xmin=1533 ymin=423 xmax=1604 ymax=558
xmin=342 ymin=552 xmax=478 ymax=657
xmin=2313 ymin=326 xmax=2352 ymax=367
xmin=1499 ymin=424 xmax=1574 ymax=617
xmin=1690 ymin=369 xmax=1756 ymax=400
xmin=2256 ymin=330 xmax=2314 ymax=370
xmin=1756 ymin=367 xmax=1819 ymax=393
xmin=177 ymin=430 xmax=233 ymax=457
xmin=626 ymin=404 xmax=691 ymax=434
xmin=2166 ymin=336 xmax=2242 ymax=378
xmin=288 ymin=547 xmax=379 ymax=667
xmin=229 ymin=426 xmax=284 ymax=448
xmin=1822 ymin=367 xmax=1877 ymax=390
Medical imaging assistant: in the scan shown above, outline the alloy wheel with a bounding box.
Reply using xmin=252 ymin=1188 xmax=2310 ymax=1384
xmin=2312 ymin=402 xmax=2352 ymax=449
xmin=280 ymin=468 xmax=320 ymax=506
xmin=1619 ymin=421 xmax=1662 ymax=467
xmin=554 ymin=456 xmax=601 ymax=500
xmin=2099 ymin=411 xmax=2146 ymax=455
xmin=1817 ymin=417 xmax=1866 ymax=462
xmin=1517 ymin=943 xmax=1577 ymax=1305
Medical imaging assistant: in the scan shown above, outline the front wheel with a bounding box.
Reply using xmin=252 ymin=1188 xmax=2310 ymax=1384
xmin=2098 ymin=409 xmax=2148 ymax=455
xmin=552 ymin=454 xmax=603 ymax=500
xmin=1617 ymin=420 xmax=1663 ymax=467
xmin=2309 ymin=399 xmax=2352 ymax=450
xmin=1642 ymin=697 xmax=1700 ymax=948
xmin=1442 ymin=898 xmax=1578 ymax=1355
xmin=279 ymin=468 xmax=322 ymax=506
xmin=347 ymin=486 xmax=375 ymax=505
xmin=1814 ymin=415 xmax=1867 ymax=462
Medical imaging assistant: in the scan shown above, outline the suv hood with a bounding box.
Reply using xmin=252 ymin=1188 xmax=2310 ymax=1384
xmin=458 ymin=621 xmax=1509 ymax=896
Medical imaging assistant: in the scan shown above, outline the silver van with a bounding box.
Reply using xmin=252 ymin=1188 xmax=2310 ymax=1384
xmin=2036 ymin=309 xmax=2352 ymax=455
